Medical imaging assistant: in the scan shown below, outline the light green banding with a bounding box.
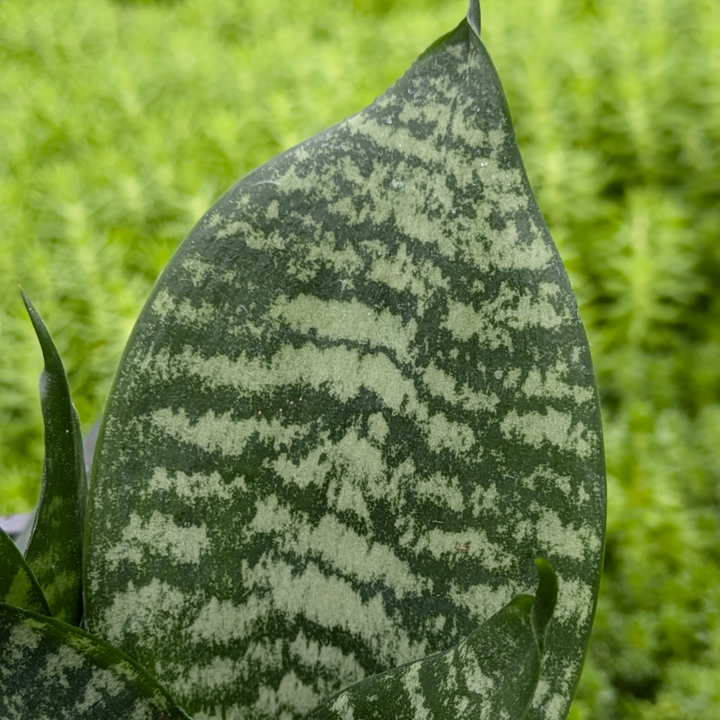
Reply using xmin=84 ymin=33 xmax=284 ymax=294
xmin=150 ymin=408 xmax=306 ymax=457
xmin=151 ymin=287 xmax=219 ymax=328
xmin=104 ymin=511 xmax=209 ymax=569
xmin=409 ymin=528 xmax=515 ymax=571
xmin=142 ymin=467 xmax=248 ymax=501
xmin=269 ymin=294 xmax=419 ymax=364
xmin=500 ymin=408 xmax=598 ymax=460
xmin=521 ymin=362 xmax=594 ymax=404
xmin=246 ymin=495 xmax=428 ymax=598
xmin=97 ymin=578 xmax=187 ymax=648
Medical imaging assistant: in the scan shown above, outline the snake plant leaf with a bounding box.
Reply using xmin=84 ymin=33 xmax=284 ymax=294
xmin=304 ymin=558 xmax=557 ymax=720
xmin=0 ymin=602 xmax=191 ymax=720
xmin=0 ymin=528 xmax=51 ymax=616
xmin=85 ymin=2 xmax=605 ymax=719
xmin=21 ymin=291 xmax=86 ymax=626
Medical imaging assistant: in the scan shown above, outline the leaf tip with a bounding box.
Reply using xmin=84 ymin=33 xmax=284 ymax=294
xmin=19 ymin=290 xmax=57 ymax=369
xmin=509 ymin=592 xmax=536 ymax=616
xmin=467 ymin=0 xmax=481 ymax=38
xmin=19 ymin=286 xmax=34 ymax=314
xmin=20 ymin=288 xmax=44 ymax=336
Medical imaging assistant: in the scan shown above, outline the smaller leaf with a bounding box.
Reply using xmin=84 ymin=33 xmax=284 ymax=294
xmin=0 ymin=602 xmax=192 ymax=720
xmin=303 ymin=559 xmax=558 ymax=720
xmin=0 ymin=528 xmax=51 ymax=616
xmin=21 ymin=291 xmax=86 ymax=626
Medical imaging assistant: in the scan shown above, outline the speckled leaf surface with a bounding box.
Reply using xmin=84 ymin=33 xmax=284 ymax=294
xmin=0 ymin=602 xmax=191 ymax=720
xmin=0 ymin=528 xmax=51 ymax=616
xmin=305 ymin=558 xmax=557 ymax=720
xmin=85 ymin=4 xmax=605 ymax=720
xmin=22 ymin=292 xmax=86 ymax=626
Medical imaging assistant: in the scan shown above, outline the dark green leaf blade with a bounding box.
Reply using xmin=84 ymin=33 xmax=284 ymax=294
xmin=0 ymin=527 xmax=51 ymax=616
xmin=532 ymin=557 xmax=559 ymax=649
xmin=304 ymin=559 xmax=557 ymax=720
xmin=0 ymin=602 xmax=191 ymax=719
xmin=21 ymin=291 xmax=86 ymax=626
xmin=86 ymin=8 xmax=605 ymax=720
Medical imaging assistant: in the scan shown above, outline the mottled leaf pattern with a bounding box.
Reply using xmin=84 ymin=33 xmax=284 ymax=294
xmin=0 ymin=602 xmax=191 ymax=720
xmin=305 ymin=558 xmax=557 ymax=720
xmin=22 ymin=291 xmax=86 ymax=626
xmin=0 ymin=528 xmax=51 ymax=616
xmin=86 ymin=5 xmax=605 ymax=720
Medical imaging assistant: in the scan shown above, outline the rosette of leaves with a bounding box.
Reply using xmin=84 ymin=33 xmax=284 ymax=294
xmin=0 ymin=302 xmax=190 ymax=720
xmin=1 ymin=2 xmax=605 ymax=719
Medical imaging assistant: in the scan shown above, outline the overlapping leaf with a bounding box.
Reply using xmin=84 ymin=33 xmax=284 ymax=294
xmin=0 ymin=528 xmax=51 ymax=616
xmin=0 ymin=602 xmax=191 ymax=719
xmin=22 ymin=292 xmax=86 ymax=626
xmin=85 ymin=2 xmax=605 ymax=719
xmin=305 ymin=558 xmax=557 ymax=720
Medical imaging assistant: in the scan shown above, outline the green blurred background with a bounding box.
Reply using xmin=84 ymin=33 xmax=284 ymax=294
xmin=1 ymin=0 xmax=719 ymax=716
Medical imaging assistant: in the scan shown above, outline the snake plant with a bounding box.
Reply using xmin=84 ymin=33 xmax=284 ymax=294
xmin=0 ymin=2 xmax=605 ymax=718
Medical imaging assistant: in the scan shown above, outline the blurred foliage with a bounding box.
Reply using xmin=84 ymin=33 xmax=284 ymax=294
xmin=0 ymin=0 xmax=718 ymax=717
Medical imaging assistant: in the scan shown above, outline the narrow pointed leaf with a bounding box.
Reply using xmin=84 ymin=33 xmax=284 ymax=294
xmin=0 ymin=528 xmax=51 ymax=616
xmin=22 ymin=291 xmax=86 ymax=626
xmin=0 ymin=602 xmax=191 ymax=719
xmin=304 ymin=558 xmax=557 ymax=720
xmin=86 ymin=5 xmax=605 ymax=720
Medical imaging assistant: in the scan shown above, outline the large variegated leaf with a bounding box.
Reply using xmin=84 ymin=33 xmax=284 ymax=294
xmin=21 ymin=292 xmax=86 ymax=626
xmin=85 ymin=2 xmax=605 ymax=719
xmin=305 ymin=558 xmax=557 ymax=720
xmin=0 ymin=602 xmax=191 ymax=719
xmin=0 ymin=528 xmax=51 ymax=616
